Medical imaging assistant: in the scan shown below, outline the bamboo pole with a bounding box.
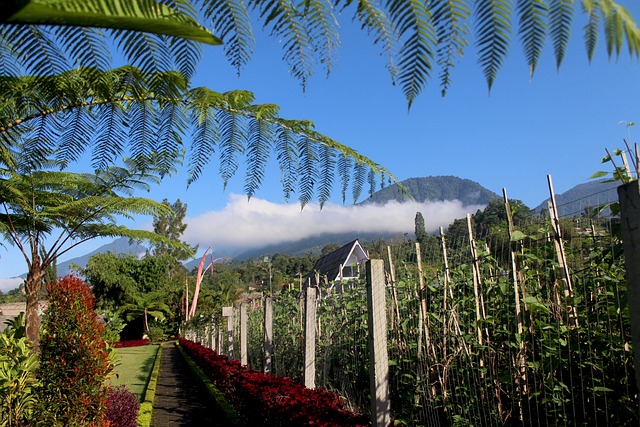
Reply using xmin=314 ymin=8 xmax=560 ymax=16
xmin=467 ymin=213 xmax=484 ymax=346
xmin=547 ymin=175 xmax=579 ymax=328
xmin=386 ymin=246 xmax=402 ymax=332
xmin=503 ymin=188 xmax=528 ymax=415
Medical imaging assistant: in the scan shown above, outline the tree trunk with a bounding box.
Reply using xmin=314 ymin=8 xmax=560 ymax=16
xmin=24 ymin=263 xmax=45 ymax=349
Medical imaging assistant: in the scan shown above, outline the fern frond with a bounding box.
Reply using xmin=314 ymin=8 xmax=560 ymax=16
xmin=218 ymin=110 xmax=247 ymax=189
xmin=603 ymin=1 xmax=640 ymax=59
xmin=388 ymin=0 xmax=437 ymax=108
xmin=188 ymin=106 xmax=218 ymax=185
xmin=317 ymin=144 xmax=335 ymax=208
xmin=582 ymin=0 xmax=600 ymax=61
xmin=244 ymin=117 xmax=273 ymax=199
xmin=15 ymin=26 xmax=70 ymax=75
xmin=112 ymin=29 xmax=173 ymax=76
xmin=155 ymin=100 xmax=187 ymax=175
xmin=297 ymin=136 xmax=318 ymax=209
xmin=548 ymin=0 xmax=573 ymax=68
xmin=56 ymin=106 xmax=95 ymax=166
xmin=54 ymin=25 xmax=110 ymax=72
xmin=201 ymin=0 xmax=255 ymax=73
xmin=258 ymin=0 xmax=315 ymax=89
xmin=305 ymin=0 xmax=340 ymax=77
xmin=352 ymin=160 xmax=367 ymax=203
xmin=128 ymin=99 xmax=157 ymax=161
xmin=367 ymin=168 xmax=376 ymax=197
xmin=92 ymin=103 xmax=128 ymax=171
xmin=274 ymin=125 xmax=298 ymax=201
xmin=337 ymin=152 xmax=352 ymax=204
xmin=476 ymin=0 xmax=512 ymax=91
xmin=353 ymin=0 xmax=399 ymax=83
xmin=518 ymin=0 xmax=548 ymax=77
xmin=432 ymin=0 xmax=471 ymax=96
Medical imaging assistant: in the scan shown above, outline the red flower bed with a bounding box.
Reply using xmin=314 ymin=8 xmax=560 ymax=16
xmin=111 ymin=339 xmax=150 ymax=348
xmin=180 ymin=339 xmax=369 ymax=427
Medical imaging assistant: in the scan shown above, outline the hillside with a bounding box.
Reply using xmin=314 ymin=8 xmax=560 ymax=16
xmin=533 ymin=179 xmax=618 ymax=217
xmin=360 ymin=176 xmax=499 ymax=206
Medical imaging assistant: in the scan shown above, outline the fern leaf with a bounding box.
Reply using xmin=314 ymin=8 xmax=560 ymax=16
xmin=244 ymin=117 xmax=273 ymax=199
xmin=518 ymin=0 xmax=548 ymax=77
xmin=258 ymin=0 xmax=315 ymax=89
xmin=56 ymin=106 xmax=95 ymax=166
xmin=188 ymin=107 xmax=218 ymax=185
xmin=475 ymin=0 xmax=512 ymax=91
xmin=388 ymin=0 xmax=437 ymax=108
xmin=297 ymin=136 xmax=318 ymax=209
xmin=92 ymin=103 xmax=128 ymax=171
xmin=337 ymin=152 xmax=352 ymax=204
xmin=128 ymin=99 xmax=157 ymax=161
xmin=317 ymin=144 xmax=335 ymax=208
xmin=14 ymin=26 xmax=70 ymax=75
xmin=274 ymin=124 xmax=298 ymax=201
xmin=353 ymin=0 xmax=399 ymax=83
xmin=582 ymin=0 xmax=600 ymax=62
xmin=155 ymin=100 xmax=187 ymax=175
xmin=202 ymin=0 xmax=255 ymax=73
xmin=432 ymin=0 xmax=471 ymax=96
xmin=305 ymin=0 xmax=340 ymax=77
xmin=352 ymin=161 xmax=367 ymax=203
xmin=112 ymin=29 xmax=172 ymax=76
xmin=548 ymin=0 xmax=573 ymax=68
xmin=367 ymin=168 xmax=376 ymax=197
xmin=54 ymin=25 xmax=110 ymax=71
xmin=218 ymin=110 xmax=247 ymax=189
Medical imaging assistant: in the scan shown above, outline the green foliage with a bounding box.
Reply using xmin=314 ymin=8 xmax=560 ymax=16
xmin=0 ymin=332 xmax=39 ymax=427
xmin=147 ymin=326 xmax=166 ymax=343
xmin=152 ymin=199 xmax=197 ymax=262
xmin=35 ymin=275 xmax=112 ymax=427
xmin=100 ymin=310 xmax=126 ymax=343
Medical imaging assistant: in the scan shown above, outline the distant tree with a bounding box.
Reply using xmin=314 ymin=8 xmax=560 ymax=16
xmin=152 ymin=199 xmax=198 ymax=264
xmin=321 ymin=244 xmax=341 ymax=256
xmin=121 ymin=291 xmax=171 ymax=337
xmin=414 ymin=212 xmax=428 ymax=244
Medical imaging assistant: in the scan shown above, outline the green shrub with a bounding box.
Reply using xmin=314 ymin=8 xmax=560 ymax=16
xmin=35 ymin=275 xmax=112 ymax=427
xmin=146 ymin=326 xmax=165 ymax=343
xmin=0 ymin=332 xmax=39 ymax=426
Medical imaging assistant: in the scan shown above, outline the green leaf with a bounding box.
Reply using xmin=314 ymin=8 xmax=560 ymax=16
xmin=2 ymin=0 xmax=221 ymax=45
xmin=510 ymin=230 xmax=527 ymax=241
xmin=589 ymin=170 xmax=608 ymax=178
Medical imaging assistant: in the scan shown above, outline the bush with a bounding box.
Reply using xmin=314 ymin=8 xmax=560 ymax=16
xmin=106 ymin=386 xmax=139 ymax=427
xmin=36 ymin=275 xmax=112 ymax=427
xmin=0 ymin=332 xmax=39 ymax=427
xmin=111 ymin=339 xmax=150 ymax=348
xmin=147 ymin=326 xmax=165 ymax=342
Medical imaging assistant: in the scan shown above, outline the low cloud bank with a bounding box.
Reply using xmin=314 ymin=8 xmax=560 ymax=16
xmin=0 ymin=277 xmax=24 ymax=294
xmin=184 ymin=194 xmax=484 ymax=251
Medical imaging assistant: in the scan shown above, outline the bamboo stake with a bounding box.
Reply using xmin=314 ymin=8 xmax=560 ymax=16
xmin=547 ymin=175 xmax=580 ymax=328
xmin=467 ymin=213 xmax=484 ymax=346
xmin=503 ymin=188 xmax=528 ymax=415
xmin=440 ymin=227 xmax=451 ymax=362
xmin=386 ymin=246 xmax=402 ymax=333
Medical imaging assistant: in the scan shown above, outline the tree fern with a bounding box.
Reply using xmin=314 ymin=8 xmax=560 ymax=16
xmin=518 ymin=0 xmax=548 ymax=77
xmin=274 ymin=124 xmax=298 ymax=201
xmin=297 ymin=136 xmax=318 ymax=208
xmin=352 ymin=160 xmax=367 ymax=203
xmin=244 ymin=116 xmax=273 ymax=199
xmin=582 ymin=0 xmax=600 ymax=62
xmin=305 ymin=0 xmax=340 ymax=77
xmin=475 ymin=0 xmax=512 ymax=91
xmin=54 ymin=26 xmax=111 ymax=72
xmin=337 ymin=152 xmax=352 ymax=204
xmin=218 ymin=109 xmax=248 ymax=189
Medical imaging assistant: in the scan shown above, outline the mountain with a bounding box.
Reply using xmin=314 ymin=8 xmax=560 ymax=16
xmin=533 ymin=179 xmax=619 ymax=217
xmin=54 ymin=237 xmax=149 ymax=277
xmin=360 ymin=176 xmax=500 ymax=206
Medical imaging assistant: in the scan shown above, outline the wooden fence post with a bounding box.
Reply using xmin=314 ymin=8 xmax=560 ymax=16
xmin=240 ymin=302 xmax=248 ymax=365
xmin=304 ymin=286 xmax=317 ymax=389
xmin=264 ymin=296 xmax=273 ymax=374
xmin=617 ymin=180 xmax=640 ymax=407
xmin=366 ymin=259 xmax=391 ymax=427
xmin=222 ymin=306 xmax=234 ymax=359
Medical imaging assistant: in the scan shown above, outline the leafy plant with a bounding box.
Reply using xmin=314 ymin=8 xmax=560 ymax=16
xmin=0 ymin=332 xmax=39 ymax=427
xmin=105 ymin=386 xmax=139 ymax=427
xmin=35 ymin=275 xmax=112 ymax=427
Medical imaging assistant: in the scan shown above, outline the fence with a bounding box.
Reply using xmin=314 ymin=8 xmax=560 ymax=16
xmin=184 ymin=180 xmax=637 ymax=426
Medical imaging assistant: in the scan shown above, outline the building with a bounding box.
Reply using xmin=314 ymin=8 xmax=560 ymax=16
xmin=308 ymin=240 xmax=369 ymax=288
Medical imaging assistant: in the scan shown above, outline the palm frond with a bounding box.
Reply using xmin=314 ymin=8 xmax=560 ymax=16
xmin=476 ymin=0 xmax=512 ymax=91
xmin=518 ymin=0 xmax=548 ymax=77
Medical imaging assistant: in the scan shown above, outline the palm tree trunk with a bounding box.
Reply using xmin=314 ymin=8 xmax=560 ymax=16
xmin=144 ymin=308 xmax=149 ymax=335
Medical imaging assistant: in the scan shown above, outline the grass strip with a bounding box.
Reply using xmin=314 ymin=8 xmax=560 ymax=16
xmin=176 ymin=342 xmax=243 ymax=426
xmin=136 ymin=343 xmax=163 ymax=427
xmin=111 ymin=344 xmax=160 ymax=400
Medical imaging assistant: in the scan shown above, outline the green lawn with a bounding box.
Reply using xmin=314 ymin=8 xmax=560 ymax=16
xmin=110 ymin=344 xmax=160 ymax=400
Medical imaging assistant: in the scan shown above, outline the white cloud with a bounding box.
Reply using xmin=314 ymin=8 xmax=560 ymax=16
xmin=184 ymin=194 xmax=484 ymax=251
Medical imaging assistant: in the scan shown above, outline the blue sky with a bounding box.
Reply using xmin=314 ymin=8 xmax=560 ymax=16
xmin=1 ymin=5 xmax=640 ymax=286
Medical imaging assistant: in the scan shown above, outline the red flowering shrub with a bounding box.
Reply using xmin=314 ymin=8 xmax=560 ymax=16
xmin=36 ymin=275 xmax=111 ymax=427
xmin=180 ymin=339 xmax=369 ymax=426
xmin=111 ymin=339 xmax=150 ymax=348
xmin=106 ymin=386 xmax=139 ymax=427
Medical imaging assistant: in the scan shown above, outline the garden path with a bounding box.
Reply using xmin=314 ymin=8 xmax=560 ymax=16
xmin=151 ymin=342 xmax=231 ymax=427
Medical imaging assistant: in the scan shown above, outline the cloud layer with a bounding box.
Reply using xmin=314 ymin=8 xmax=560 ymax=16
xmin=184 ymin=194 xmax=484 ymax=252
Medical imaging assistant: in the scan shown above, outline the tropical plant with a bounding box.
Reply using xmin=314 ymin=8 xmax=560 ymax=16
xmin=0 ymin=332 xmax=39 ymax=427
xmin=152 ymin=199 xmax=197 ymax=263
xmin=36 ymin=275 xmax=112 ymax=427
xmin=121 ymin=291 xmax=171 ymax=336
xmin=0 ymin=152 xmax=191 ymax=346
